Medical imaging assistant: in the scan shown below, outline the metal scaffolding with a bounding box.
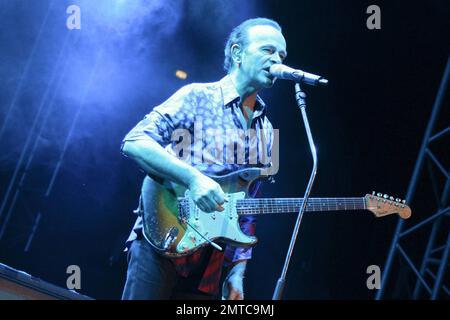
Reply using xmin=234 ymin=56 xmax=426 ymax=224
xmin=376 ymin=55 xmax=450 ymax=299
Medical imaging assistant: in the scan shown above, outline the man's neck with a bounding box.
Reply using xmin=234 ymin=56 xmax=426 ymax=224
xmin=228 ymin=70 xmax=259 ymax=121
xmin=241 ymin=94 xmax=257 ymax=124
xmin=228 ymin=70 xmax=259 ymax=101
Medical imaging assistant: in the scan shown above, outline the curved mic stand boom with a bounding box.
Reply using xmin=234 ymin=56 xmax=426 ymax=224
xmin=272 ymin=83 xmax=319 ymax=300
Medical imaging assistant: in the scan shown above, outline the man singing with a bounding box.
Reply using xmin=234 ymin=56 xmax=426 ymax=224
xmin=121 ymin=17 xmax=286 ymax=300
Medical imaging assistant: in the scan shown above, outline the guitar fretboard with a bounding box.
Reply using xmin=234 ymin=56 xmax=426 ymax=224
xmin=236 ymin=198 xmax=366 ymax=215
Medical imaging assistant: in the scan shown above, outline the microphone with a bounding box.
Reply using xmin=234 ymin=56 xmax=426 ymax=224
xmin=269 ymin=64 xmax=328 ymax=86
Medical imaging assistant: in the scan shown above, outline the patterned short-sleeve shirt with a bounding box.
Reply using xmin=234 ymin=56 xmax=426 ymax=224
xmin=122 ymin=75 xmax=274 ymax=295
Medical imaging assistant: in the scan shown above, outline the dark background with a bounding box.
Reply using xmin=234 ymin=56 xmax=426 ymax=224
xmin=0 ymin=0 xmax=449 ymax=299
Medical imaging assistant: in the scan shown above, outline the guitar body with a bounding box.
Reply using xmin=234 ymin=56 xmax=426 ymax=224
xmin=141 ymin=168 xmax=263 ymax=258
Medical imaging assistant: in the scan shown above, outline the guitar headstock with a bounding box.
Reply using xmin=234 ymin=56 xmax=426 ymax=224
xmin=365 ymin=192 xmax=411 ymax=219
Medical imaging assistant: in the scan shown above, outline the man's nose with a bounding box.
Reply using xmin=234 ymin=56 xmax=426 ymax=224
xmin=270 ymin=53 xmax=282 ymax=64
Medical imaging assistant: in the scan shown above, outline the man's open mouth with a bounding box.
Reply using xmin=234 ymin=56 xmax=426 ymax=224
xmin=263 ymin=68 xmax=273 ymax=78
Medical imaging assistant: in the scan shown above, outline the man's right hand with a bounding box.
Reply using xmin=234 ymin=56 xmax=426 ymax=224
xmin=188 ymin=174 xmax=226 ymax=213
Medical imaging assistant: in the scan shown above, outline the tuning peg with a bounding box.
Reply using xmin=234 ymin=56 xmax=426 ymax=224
xmin=390 ymin=196 xmax=394 ymax=201
xmin=383 ymin=194 xmax=389 ymax=199
xmin=372 ymin=191 xmax=376 ymax=196
xmin=396 ymin=198 xmax=401 ymax=202
xmin=402 ymin=200 xmax=406 ymax=204
xmin=377 ymin=193 xmax=382 ymax=197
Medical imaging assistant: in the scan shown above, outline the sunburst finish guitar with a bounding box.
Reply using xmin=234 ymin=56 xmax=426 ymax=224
xmin=139 ymin=168 xmax=411 ymax=258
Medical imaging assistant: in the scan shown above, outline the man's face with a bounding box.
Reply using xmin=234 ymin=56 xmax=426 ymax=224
xmin=238 ymin=25 xmax=287 ymax=89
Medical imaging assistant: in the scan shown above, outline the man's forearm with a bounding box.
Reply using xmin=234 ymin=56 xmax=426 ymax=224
xmin=122 ymin=139 xmax=201 ymax=188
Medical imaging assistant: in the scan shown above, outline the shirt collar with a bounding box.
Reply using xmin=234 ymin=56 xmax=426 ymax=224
xmin=218 ymin=75 xmax=267 ymax=113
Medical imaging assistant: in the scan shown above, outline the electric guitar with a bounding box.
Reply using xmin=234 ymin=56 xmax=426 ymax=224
xmin=140 ymin=168 xmax=411 ymax=258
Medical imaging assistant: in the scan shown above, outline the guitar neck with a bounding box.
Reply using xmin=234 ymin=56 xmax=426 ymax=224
xmin=237 ymin=197 xmax=367 ymax=215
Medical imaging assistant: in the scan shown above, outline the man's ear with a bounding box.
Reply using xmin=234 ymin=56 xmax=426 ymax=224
xmin=231 ymin=44 xmax=242 ymax=65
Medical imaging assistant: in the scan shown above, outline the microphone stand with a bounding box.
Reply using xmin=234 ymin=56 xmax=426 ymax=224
xmin=272 ymin=83 xmax=318 ymax=300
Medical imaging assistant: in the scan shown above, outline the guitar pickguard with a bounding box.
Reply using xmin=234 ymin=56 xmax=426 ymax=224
xmin=175 ymin=191 xmax=255 ymax=254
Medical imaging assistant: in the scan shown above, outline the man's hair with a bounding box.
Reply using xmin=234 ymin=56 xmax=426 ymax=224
xmin=223 ymin=18 xmax=282 ymax=73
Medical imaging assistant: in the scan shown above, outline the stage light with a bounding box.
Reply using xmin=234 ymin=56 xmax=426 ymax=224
xmin=175 ymin=70 xmax=187 ymax=80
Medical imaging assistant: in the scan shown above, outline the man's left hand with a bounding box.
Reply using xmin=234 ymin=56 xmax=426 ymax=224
xmin=222 ymin=273 xmax=244 ymax=300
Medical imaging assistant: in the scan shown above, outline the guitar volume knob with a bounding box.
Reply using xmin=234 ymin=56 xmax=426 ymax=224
xmin=188 ymin=232 xmax=196 ymax=241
